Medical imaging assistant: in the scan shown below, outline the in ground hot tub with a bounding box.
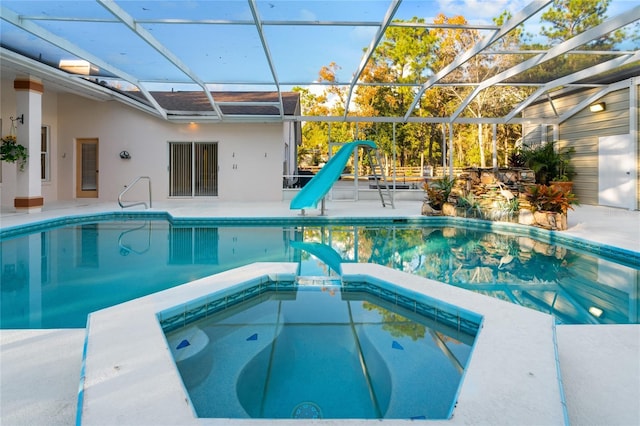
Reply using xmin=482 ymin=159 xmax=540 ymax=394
xmin=161 ymin=278 xmax=481 ymax=420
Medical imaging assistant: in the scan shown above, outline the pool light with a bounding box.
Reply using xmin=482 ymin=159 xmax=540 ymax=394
xmin=588 ymin=306 xmax=604 ymax=318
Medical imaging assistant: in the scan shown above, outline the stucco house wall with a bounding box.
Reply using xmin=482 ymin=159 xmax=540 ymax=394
xmin=522 ymin=78 xmax=639 ymax=210
xmin=1 ymin=77 xmax=296 ymax=208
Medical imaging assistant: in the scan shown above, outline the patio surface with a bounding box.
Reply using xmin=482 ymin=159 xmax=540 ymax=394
xmin=1 ymin=200 xmax=638 ymax=425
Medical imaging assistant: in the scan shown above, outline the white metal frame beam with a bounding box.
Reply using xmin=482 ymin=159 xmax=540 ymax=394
xmin=0 ymin=5 xmax=168 ymax=119
xmin=343 ymin=0 xmax=403 ymax=119
xmin=506 ymin=51 xmax=640 ymax=122
xmin=403 ymin=0 xmax=552 ymax=121
xmin=450 ymin=6 xmax=640 ymax=122
xmin=557 ymin=78 xmax=633 ymax=123
xmin=248 ymin=0 xmax=284 ymax=119
xmin=96 ymin=0 xmax=224 ymax=119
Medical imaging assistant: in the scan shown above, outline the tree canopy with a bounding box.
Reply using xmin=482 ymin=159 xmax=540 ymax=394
xmin=295 ymin=0 xmax=625 ymax=173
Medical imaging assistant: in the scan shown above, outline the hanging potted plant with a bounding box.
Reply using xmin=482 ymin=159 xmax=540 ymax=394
xmin=1 ymin=134 xmax=28 ymax=171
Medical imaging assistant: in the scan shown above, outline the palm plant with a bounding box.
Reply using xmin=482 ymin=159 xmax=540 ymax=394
xmin=520 ymin=141 xmax=575 ymax=184
xmin=423 ymin=175 xmax=456 ymax=210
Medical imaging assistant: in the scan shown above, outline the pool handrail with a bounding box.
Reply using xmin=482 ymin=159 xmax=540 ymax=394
xmin=118 ymin=176 xmax=152 ymax=209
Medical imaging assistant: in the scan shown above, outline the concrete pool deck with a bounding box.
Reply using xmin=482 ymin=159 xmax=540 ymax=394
xmin=1 ymin=200 xmax=639 ymax=425
xmin=80 ymin=262 xmax=566 ymax=425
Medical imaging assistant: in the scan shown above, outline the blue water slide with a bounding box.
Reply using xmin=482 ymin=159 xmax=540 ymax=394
xmin=290 ymin=140 xmax=377 ymax=210
xmin=290 ymin=241 xmax=343 ymax=275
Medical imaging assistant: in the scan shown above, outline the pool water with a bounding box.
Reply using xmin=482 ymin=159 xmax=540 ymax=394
xmin=165 ymin=285 xmax=475 ymax=420
xmin=1 ymin=218 xmax=638 ymax=328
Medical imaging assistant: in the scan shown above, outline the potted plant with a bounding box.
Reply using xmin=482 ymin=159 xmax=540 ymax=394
xmin=1 ymin=135 xmax=28 ymax=171
xmin=422 ymin=175 xmax=456 ymax=215
xmin=524 ymin=184 xmax=578 ymax=230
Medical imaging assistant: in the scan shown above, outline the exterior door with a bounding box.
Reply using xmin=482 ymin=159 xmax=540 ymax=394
xmin=169 ymin=142 xmax=218 ymax=197
xmin=76 ymin=138 xmax=99 ymax=198
xmin=598 ymin=134 xmax=636 ymax=210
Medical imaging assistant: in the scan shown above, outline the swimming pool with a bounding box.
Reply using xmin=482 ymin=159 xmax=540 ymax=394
xmin=1 ymin=213 xmax=638 ymax=328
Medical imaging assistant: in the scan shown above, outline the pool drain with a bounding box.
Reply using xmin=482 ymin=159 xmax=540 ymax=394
xmin=291 ymin=401 xmax=322 ymax=419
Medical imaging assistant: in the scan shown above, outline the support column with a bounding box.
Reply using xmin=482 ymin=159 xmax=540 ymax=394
xmin=13 ymin=78 xmax=44 ymax=212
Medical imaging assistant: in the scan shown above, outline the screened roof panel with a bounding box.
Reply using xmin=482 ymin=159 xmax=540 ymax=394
xmin=413 ymin=86 xmax=475 ymax=118
xmin=456 ymin=85 xmax=539 ymax=119
xmin=1 ymin=0 xmax=114 ymax=20
xmin=0 ymin=20 xmax=86 ymax=70
xmin=266 ymin=25 xmax=371 ymax=84
xmin=118 ymin=0 xmax=251 ymax=21
xmin=255 ymin=0 xmax=392 ymax=22
xmin=146 ymin=23 xmax=273 ymax=83
xmin=35 ymin=21 xmax=187 ymax=81
xmin=0 ymin=0 xmax=637 ymax=123
xmin=504 ymin=53 xmax=625 ymax=84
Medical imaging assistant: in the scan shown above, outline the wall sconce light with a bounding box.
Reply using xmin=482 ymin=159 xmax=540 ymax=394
xmin=10 ymin=114 xmax=24 ymax=125
xmin=589 ymin=102 xmax=606 ymax=113
xmin=119 ymin=150 xmax=131 ymax=159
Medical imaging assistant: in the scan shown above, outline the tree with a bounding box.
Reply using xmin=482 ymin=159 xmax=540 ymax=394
xmin=426 ymin=12 xmax=534 ymax=168
xmin=541 ymin=0 xmax=624 ymax=48
xmin=295 ymin=63 xmax=356 ymax=166
xmin=519 ymin=0 xmax=628 ymax=83
xmin=354 ymin=17 xmax=438 ymax=168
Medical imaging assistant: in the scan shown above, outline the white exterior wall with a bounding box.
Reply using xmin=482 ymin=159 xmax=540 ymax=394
xmin=0 ymin=78 xmax=19 ymax=207
xmin=41 ymin=85 xmax=59 ymax=203
xmin=57 ymin=94 xmax=285 ymax=202
xmin=282 ymin=121 xmax=299 ymax=184
xmin=2 ymin=78 xmax=292 ymax=207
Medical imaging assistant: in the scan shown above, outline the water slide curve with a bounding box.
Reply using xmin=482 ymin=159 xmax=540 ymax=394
xmin=290 ymin=140 xmax=377 ymax=210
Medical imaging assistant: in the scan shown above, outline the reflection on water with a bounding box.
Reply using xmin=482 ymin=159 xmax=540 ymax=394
xmin=1 ymin=220 xmax=638 ymax=328
xmin=169 ymin=287 xmax=474 ymax=419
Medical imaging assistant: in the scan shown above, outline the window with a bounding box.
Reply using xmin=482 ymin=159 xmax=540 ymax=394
xmin=41 ymin=126 xmax=50 ymax=181
xmin=169 ymin=142 xmax=218 ymax=197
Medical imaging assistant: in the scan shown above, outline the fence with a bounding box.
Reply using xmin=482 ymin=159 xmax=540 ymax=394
xmin=298 ymin=165 xmax=464 ymax=178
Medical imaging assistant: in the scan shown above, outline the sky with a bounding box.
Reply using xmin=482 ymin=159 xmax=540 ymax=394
xmin=297 ymin=0 xmax=637 ymax=86
xmin=1 ymin=0 xmax=637 ymax=92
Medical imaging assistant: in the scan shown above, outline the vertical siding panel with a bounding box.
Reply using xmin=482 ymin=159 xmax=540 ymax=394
xmin=559 ymin=89 xmax=630 ymax=205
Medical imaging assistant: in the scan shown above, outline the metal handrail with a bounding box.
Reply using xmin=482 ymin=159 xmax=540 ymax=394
xmin=118 ymin=176 xmax=152 ymax=209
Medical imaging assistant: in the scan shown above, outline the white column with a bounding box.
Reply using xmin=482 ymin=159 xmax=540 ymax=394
xmin=14 ymin=78 xmax=44 ymax=212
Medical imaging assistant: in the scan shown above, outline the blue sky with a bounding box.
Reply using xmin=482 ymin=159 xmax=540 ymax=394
xmin=238 ymin=0 xmax=637 ymax=89
xmin=1 ymin=0 xmax=636 ymax=92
